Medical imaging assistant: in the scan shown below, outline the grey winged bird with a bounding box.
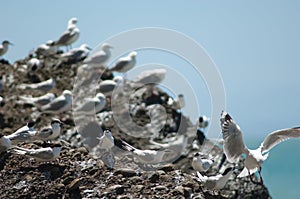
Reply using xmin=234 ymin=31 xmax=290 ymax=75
xmin=13 ymin=144 xmax=61 ymax=162
xmin=18 ymin=93 xmax=55 ymax=107
xmin=53 ymin=18 xmax=80 ymax=50
xmin=196 ymin=167 xmax=234 ymax=190
xmin=41 ymin=90 xmax=72 ymax=114
xmin=17 ymin=78 xmax=56 ymax=92
xmin=0 ymin=40 xmax=13 ymax=57
xmin=97 ymin=130 xmax=115 ymax=151
xmin=109 ymin=51 xmax=137 ymax=73
xmin=192 ymin=152 xmax=214 ymax=172
xmin=7 ymin=121 xmax=36 ymax=144
xmin=220 ymin=111 xmax=300 ymax=184
xmin=74 ymin=93 xmax=106 ymax=115
xmin=83 ymin=43 xmax=113 ymax=67
xmin=35 ymin=119 xmax=64 ymax=142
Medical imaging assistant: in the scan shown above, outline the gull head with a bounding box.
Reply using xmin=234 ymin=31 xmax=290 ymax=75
xmin=62 ymin=90 xmax=72 ymax=97
xmin=96 ymin=93 xmax=106 ymax=101
xmin=69 ymin=17 xmax=78 ymax=25
xmin=129 ymin=51 xmax=137 ymax=58
xmin=51 ymin=118 xmax=64 ymax=126
xmin=101 ymin=43 xmax=113 ymax=51
xmin=27 ymin=120 xmax=35 ymax=128
xmin=2 ymin=40 xmax=13 ymax=46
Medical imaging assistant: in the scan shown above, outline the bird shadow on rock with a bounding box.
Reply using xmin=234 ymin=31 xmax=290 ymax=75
xmin=19 ymin=163 xmax=66 ymax=180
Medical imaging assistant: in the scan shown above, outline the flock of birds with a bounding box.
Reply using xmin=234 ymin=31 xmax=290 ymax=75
xmin=1 ymin=17 xmax=300 ymax=193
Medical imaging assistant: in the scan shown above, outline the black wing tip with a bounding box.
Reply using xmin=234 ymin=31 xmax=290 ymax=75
xmin=222 ymin=167 xmax=234 ymax=175
xmin=114 ymin=138 xmax=134 ymax=152
xmin=221 ymin=111 xmax=232 ymax=121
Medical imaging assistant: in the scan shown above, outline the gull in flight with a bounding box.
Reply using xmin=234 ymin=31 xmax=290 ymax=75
xmin=196 ymin=167 xmax=234 ymax=190
xmin=41 ymin=90 xmax=72 ymax=114
xmin=74 ymin=93 xmax=106 ymax=115
xmin=0 ymin=40 xmax=13 ymax=57
xmin=17 ymin=78 xmax=56 ymax=92
xmin=13 ymin=143 xmax=62 ymax=162
xmin=0 ymin=134 xmax=11 ymax=153
xmin=18 ymin=93 xmax=55 ymax=107
xmin=109 ymin=51 xmax=137 ymax=73
xmin=220 ymin=111 xmax=300 ymax=184
xmin=192 ymin=152 xmax=214 ymax=172
xmin=83 ymin=43 xmax=113 ymax=68
xmin=35 ymin=119 xmax=64 ymax=142
xmin=7 ymin=121 xmax=36 ymax=144
xmin=53 ymin=18 xmax=80 ymax=50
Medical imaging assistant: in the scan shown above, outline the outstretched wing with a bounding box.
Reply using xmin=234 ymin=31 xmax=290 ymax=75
xmin=260 ymin=127 xmax=300 ymax=154
xmin=220 ymin=111 xmax=246 ymax=163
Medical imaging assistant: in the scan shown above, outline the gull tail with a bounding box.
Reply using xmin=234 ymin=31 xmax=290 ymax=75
xmin=12 ymin=146 xmax=31 ymax=155
xmin=196 ymin=171 xmax=206 ymax=182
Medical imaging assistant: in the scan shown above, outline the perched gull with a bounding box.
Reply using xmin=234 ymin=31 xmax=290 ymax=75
xmin=196 ymin=167 xmax=234 ymax=190
xmin=220 ymin=111 xmax=300 ymax=184
xmin=135 ymin=68 xmax=166 ymax=85
xmin=53 ymin=18 xmax=80 ymax=50
xmin=0 ymin=40 xmax=13 ymax=57
xmin=18 ymin=93 xmax=56 ymax=107
xmin=83 ymin=43 xmax=113 ymax=68
xmin=117 ymin=139 xmax=176 ymax=165
xmin=35 ymin=119 xmax=64 ymax=142
xmin=74 ymin=93 xmax=106 ymax=115
xmin=27 ymin=58 xmax=41 ymax=72
xmin=17 ymin=78 xmax=56 ymax=92
xmin=13 ymin=143 xmax=61 ymax=162
xmin=7 ymin=121 xmax=36 ymax=144
xmin=192 ymin=152 xmax=214 ymax=172
xmin=109 ymin=51 xmax=137 ymax=73
xmin=59 ymin=44 xmax=91 ymax=63
xmin=98 ymin=76 xmax=123 ymax=96
xmin=34 ymin=40 xmax=58 ymax=56
xmin=41 ymin=90 xmax=72 ymax=114
xmin=0 ymin=134 xmax=11 ymax=153
xmin=97 ymin=130 xmax=114 ymax=151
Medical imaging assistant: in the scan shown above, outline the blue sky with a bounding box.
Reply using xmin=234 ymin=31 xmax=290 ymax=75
xmin=1 ymin=1 xmax=300 ymax=198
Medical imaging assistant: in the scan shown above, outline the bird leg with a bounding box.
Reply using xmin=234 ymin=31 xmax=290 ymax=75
xmin=258 ymin=167 xmax=264 ymax=185
xmin=248 ymin=170 xmax=255 ymax=184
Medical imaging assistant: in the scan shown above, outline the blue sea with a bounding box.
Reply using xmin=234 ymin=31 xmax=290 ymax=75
xmin=247 ymin=138 xmax=300 ymax=199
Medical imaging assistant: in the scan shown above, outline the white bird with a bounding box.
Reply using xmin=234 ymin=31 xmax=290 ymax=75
xmin=97 ymin=130 xmax=115 ymax=150
xmin=0 ymin=40 xmax=13 ymax=57
xmin=74 ymin=93 xmax=106 ymax=115
xmin=60 ymin=44 xmax=91 ymax=62
xmin=0 ymin=134 xmax=11 ymax=152
xmin=35 ymin=119 xmax=64 ymax=142
xmin=13 ymin=144 xmax=61 ymax=162
xmin=220 ymin=111 xmax=300 ymax=184
xmin=53 ymin=18 xmax=80 ymax=50
xmin=117 ymin=139 xmax=176 ymax=165
xmin=7 ymin=121 xmax=36 ymax=144
xmin=109 ymin=51 xmax=137 ymax=73
xmin=35 ymin=40 xmax=58 ymax=56
xmin=27 ymin=58 xmax=41 ymax=72
xmin=83 ymin=43 xmax=113 ymax=68
xmin=41 ymin=90 xmax=72 ymax=114
xmin=19 ymin=93 xmax=55 ymax=107
xmin=17 ymin=78 xmax=56 ymax=92
xmin=135 ymin=68 xmax=166 ymax=85
xmin=196 ymin=167 xmax=234 ymax=190
xmin=192 ymin=152 xmax=214 ymax=172
xmin=98 ymin=79 xmax=119 ymax=96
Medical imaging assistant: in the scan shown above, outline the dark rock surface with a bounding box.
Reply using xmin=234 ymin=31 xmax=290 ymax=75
xmin=0 ymin=54 xmax=271 ymax=198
